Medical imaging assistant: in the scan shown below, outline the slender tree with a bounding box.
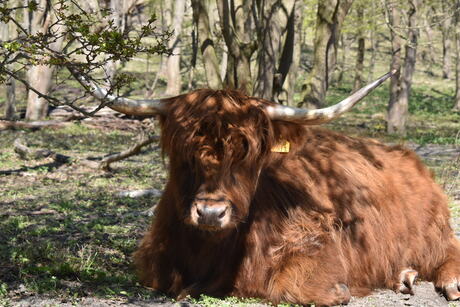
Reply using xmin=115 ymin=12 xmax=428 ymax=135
xmin=336 ymin=33 xmax=349 ymax=86
xmin=192 ymin=0 xmax=223 ymax=89
xmin=105 ymin=0 xmax=122 ymax=83
xmin=387 ymin=0 xmax=421 ymax=135
xmin=25 ymin=0 xmax=66 ymax=120
xmin=254 ymin=0 xmax=295 ymax=100
xmin=367 ymin=0 xmax=378 ymax=82
xmin=386 ymin=0 xmax=402 ymax=134
xmin=165 ymin=0 xmax=186 ymax=95
xmin=1 ymin=14 xmax=16 ymax=119
xmin=440 ymin=1 xmax=453 ymax=79
xmin=216 ymin=0 xmax=256 ymax=93
xmin=353 ymin=2 xmax=365 ymax=91
xmin=454 ymin=0 xmax=460 ymax=110
xmin=420 ymin=5 xmax=436 ymax=70
xmin=298 ymin=0 xmax=354 ymax=108
xmin=284 ymin=0 xmax=304 ymax=106
xmin=220 ymin=44 xmax=228 ymax=82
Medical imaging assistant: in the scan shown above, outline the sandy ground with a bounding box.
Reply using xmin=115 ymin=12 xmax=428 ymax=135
xmin=8 ymin=283 xmax=460 ymax=307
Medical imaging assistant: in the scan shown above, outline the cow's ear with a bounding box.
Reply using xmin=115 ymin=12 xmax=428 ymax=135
xmin=271 ymin=120 xmax=304 ymax=149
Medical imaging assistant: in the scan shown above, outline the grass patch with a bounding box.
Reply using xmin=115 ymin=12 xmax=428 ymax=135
xmin=326 ymin=79 xmax=459 ymax=145
xmin=0 ymin=123 xmax=164 ymax=303
xmin=191 ymin=295 xmax=274 ymax=307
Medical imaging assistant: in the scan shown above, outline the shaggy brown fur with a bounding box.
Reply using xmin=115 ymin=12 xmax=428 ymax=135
xmin=134 ymin=89 xmax=460 ymax=306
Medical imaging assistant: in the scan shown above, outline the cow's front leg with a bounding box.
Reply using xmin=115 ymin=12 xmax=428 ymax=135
xmin=267 ymin=254 xmax=350 ymax=306
xmin=394 ymin=268 xmax=418 ymax=295
xmin=133 ymin=228 xmax=186 ymax=296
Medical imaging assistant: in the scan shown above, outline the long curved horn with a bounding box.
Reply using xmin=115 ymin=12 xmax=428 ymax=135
xmin=67 ymin=66 xmax=166 ymax=116
xmin=265 ymin=70 xmax=397 ymax=125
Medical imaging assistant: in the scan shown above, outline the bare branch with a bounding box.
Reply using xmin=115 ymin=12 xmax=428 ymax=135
xmin=11 ymin=132 xmax=159 ymax=172
xmin=98 ymin=134 xmax=159 ymax=171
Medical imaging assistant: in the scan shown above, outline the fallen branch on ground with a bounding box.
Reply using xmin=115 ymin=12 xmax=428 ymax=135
xmin=0 ymin=120 xmax=72 ymax=131
xmin=0 ymin=117 xmax=143 ymax=132
xmin=12 ymin=134 xmax=159 ymax=171
xmin=98 ymin=134 xmax=159 ymax=170
xmin=117 ymin=189 xmax=162 ymax=198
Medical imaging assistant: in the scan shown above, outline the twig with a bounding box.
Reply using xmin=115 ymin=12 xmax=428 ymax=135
xmin=11 ymin=133 xmax=159 ymax=171
xmin=98 ymin=134 xmax=159 ymax=171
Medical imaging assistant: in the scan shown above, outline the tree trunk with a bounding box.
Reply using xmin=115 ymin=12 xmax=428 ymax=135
xmin=26 ymin=67 xmax=54 ymax=121
xmin=367 ymin=1 xmax=377 ymax=82
xmin=254 ymin=0 xmax=295 ymax=100
xmin=81 ymin=0 xmax=102 ymax=17
xmin=165 ymin=0 xmax=186 ymax=95
xmin=1 ymin=18 xmax=16 ymax=119
xmin=421 ymin=9 xmax=435 ymax=69
xmin=336 ymin=33 xmax=348 ymax=86
xmin=187 ymin=23 xmax=198 ymax=90
xmin=441 ymin=1 xmax=453 ymax=79
xmin=5 ymin=77 xmax=16 ymax=120
xmin=220 ymin=44 xmax=228 ymax=82
xmin=353 ymin=4 xmax=365 ymax=91
xmin=327 ymin=0 xmax=353 ymax=83
xmin=157 ymin=0 xmax=171 ymax=80
xmin=25 ymin=1 xmax=65 ymax=121
xmin=105 ymin=0 xmax=123 ymax=83
xmin=23 ymin=0 xmax=31 ymax=32
xmin=387 ymin=0 xmax=402 ymax=134
xmin=299 ymin=0 xmax=354 ymax=108
xmin=455 ymin=33 xmax=460 ymax=110
xmin=285 ymin=0 xmax=304 ymax=106
xmin=192 ymin=0 xmax=223 ymax=89
xmin=217 ymin=0 xmax=255 ymax=94
xmin=387 ymin=0 xmax=420 ymax=135
xmin=454 ymin=0 xmax=460 ymax=110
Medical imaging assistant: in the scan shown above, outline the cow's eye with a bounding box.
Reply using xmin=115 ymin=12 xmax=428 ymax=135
xmin=241 ymin=138 xmax=249 ymax=155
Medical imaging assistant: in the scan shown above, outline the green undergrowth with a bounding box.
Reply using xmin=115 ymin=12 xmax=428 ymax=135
xmin=190 ymin=294 xmax=301 ymax=307
xmin=0 ymin=125 xmax=166 ymax=303
xmin=0 ymin=186 xmax=161 ymax=298
xmin=325 ymin=76 xmax=460 ymax=145
xmin=191 ymin=295 xmax=265 ymax=307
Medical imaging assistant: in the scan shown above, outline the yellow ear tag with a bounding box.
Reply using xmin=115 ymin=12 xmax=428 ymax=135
xmin=271 ymin=140 xmax=290 ymax=153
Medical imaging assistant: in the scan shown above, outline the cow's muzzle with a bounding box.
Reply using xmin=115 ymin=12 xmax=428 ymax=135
xmin=190 ymin=196 xmax=232 ymax=230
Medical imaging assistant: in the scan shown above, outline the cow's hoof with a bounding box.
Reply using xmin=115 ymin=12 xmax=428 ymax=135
xmin=321 ymin=283 xmax=351 ymax=306
xmin=439 ymin=279 xmax=460 ymax=301
xmin=434 ymin=255 xmax=460 ymax=300
xmin=396 ymin=268 xmax=418 ymax=295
